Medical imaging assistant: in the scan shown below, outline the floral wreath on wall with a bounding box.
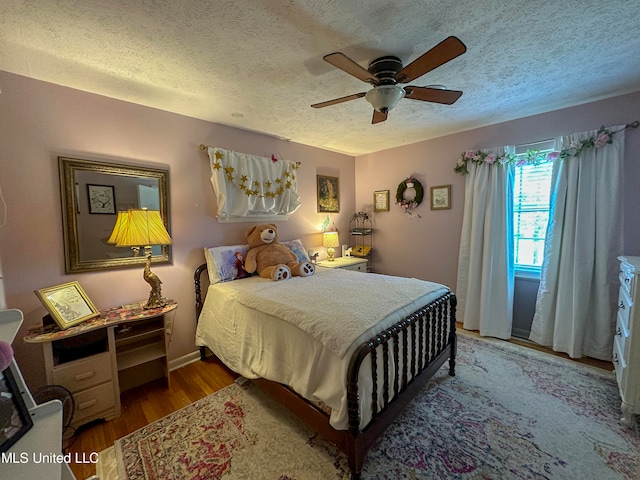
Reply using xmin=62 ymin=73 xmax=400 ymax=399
xmin=453 ymin=124 xmax=637 ymax=175
xmin=396 ymin=177 xmax=423 ymax=217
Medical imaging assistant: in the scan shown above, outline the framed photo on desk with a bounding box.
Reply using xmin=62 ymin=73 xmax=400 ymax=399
xmin=35 ymin=281 xmax=99 ymax=330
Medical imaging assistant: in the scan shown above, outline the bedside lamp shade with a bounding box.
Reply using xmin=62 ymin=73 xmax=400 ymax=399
xmin=323 ymin=231 xmax=340 ymax=261
xmin=108 ymin=209 xmax=172 ymax=308
xmin=108 ymin=209 xmax=172 ymax=247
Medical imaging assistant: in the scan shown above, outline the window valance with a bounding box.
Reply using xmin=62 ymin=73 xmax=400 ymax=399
xmin=208 ymin=147 xmax=302 ymax=222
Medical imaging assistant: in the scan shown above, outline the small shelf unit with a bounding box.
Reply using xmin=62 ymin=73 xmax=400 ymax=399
xmin=349 ymin=212 xmax=373 ymax=271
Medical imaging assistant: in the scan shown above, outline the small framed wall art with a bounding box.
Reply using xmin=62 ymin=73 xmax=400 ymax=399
xmin=35 ymin=281 xmax=100 ymax=330
xmin=374 ymin=190 xmax=390 ymax=212
xmin=87 ymin=184 xmax=116 ymax=214
xmin=430 ymin=185 xmax=451 ymax=210
xmin=317 ymin=175 xmax=340 ymax=213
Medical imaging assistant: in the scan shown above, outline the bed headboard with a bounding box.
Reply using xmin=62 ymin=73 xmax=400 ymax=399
xmin=194 ymin=263 xmax=208 ymax=321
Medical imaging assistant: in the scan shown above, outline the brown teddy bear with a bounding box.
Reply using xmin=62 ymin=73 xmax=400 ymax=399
xmin=245 ymin=224 xmax=315 ymax=281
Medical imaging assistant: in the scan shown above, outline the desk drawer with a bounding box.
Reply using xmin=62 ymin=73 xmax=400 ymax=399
xmin=53 ymin=352 xmax=112 ymax=392
xmin=72 ymin=381 xmax=116 ymax=424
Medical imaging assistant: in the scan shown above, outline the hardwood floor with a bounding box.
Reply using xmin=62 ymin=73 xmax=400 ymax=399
xmin=457 ymin=326 xmax=614 ymax=371
xmin=66 ymin=329 xmax=613 ymax=479
xmin=66 ymin=356 xmax=238 ymax=480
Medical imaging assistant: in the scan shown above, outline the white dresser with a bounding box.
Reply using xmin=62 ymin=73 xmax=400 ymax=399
xmin=614 ymin=256 xmax=640 ymax=426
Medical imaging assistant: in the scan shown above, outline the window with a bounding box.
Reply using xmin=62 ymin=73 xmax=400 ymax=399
xmin=513 ymin=142 xmax=555 ymax=275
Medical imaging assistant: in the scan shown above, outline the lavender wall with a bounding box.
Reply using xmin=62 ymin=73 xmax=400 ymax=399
xmin=354 ymin=92 xmax=640 ymax=290
xmin=0 ymin=70 xmax=355 ymax=389
xmin=1 ymin=67 xmax=639 ymax=390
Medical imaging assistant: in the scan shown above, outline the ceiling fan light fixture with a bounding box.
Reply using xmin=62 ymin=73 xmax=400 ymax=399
xmin=365 ymin=85 xmax=405 ymax=112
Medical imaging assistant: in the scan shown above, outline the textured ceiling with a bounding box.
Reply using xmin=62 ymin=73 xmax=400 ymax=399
xmin=1 ymin=0 xmax=639 ymax=156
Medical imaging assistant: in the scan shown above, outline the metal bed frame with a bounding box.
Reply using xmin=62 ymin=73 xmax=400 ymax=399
xmin=194 ymin=263 xmax=457 ymax=478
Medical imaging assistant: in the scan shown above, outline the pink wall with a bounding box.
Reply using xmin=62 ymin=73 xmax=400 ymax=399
xmin=0 ymin=71 xmax=355 ymax=389
xmin=355 ymin=92 xmax=640 ymax=290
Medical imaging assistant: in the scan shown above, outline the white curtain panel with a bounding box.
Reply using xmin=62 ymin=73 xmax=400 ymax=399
xmin=208 ymin=147 xmax=302 ymax=219
xmin=456 ymin=147 xmax=515 ymax=339
xmin=529 ymin=127 xmax=625 ymax=360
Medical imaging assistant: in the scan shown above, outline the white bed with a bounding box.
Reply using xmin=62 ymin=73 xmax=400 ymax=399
xmin=194 ymin=262 xmax=457 ymax=479
xmin=196 ymin=267 xmax=449 ymax=429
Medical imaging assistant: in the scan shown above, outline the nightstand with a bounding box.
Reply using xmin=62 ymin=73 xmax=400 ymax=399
xmin=316 ymin=256 xmax=368 ymax=272
xmin=24 ymin=300 xmax=177 ymax=429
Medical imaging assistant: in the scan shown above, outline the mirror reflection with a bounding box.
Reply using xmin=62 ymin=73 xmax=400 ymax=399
xmin=59 ymin=157 xmax=171 ymax=273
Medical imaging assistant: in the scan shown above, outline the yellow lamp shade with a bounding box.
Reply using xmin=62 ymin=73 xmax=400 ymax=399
xmin=108 ymin=209 xmax=172 ymax=247
xmin=322 ymin=231 xmax=339 ymax=248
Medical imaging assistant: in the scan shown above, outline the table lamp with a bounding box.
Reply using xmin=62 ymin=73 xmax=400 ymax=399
xmin=108 ymin=208 xmax=172 ymax=308
xmin=323 ymin=231 xmax=340 ymax=261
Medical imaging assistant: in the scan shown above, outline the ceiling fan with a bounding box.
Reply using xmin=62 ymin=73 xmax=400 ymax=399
xmin=311 ymin=36 xmax=466 ymax=124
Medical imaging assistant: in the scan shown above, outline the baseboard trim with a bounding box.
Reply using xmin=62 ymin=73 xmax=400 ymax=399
xmin=169 ymin=351 xmax=201 ymax=372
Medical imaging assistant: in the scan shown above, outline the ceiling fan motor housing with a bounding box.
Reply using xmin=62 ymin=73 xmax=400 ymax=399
xmin=365 ymin=56 xmax=405 ymax=112
xmin=367 ymin=56 xmax=403 ymax=84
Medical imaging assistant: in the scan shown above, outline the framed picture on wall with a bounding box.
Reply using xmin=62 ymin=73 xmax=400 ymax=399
xmin=87 ymin=184 xmax=116 ymax=214
xmin=317 ymin=175 xmax=340 ymax=213
xmin=430 ymin=185 xmax=451 ymax=210
xmin=35 ymin=281 xmax=100 ymax=330
xmin=374 ymin=190 xmax=390 ymax=212
xmin=0 ymin=366 xmax=33 ymax=453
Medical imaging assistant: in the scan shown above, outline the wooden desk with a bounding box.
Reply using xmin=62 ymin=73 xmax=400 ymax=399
xmin=25 ymin=300 xmax=177 ymax=429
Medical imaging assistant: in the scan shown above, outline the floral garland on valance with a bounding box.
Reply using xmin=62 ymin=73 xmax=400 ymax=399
xmin=454 ymin=123 xmax=638 ymax=175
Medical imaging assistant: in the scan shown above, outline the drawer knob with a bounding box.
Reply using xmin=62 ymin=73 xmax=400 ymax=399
xmin=613 ymin=353 xmax=619 ymax=364
xmin=616 ymin=327 xmax=622 ymax=336
xmin=618 ymin=302 xmax=625 ymax=310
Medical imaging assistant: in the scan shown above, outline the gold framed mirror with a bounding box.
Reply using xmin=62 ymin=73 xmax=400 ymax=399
xmin=59 ymin=156 xmax=171 ymax=273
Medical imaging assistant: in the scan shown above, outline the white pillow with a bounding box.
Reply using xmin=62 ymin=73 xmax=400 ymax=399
xmin=281 ymin=239 xmax=310 ymax=262
xmin=204 ymin=239 xmax=309 ymax=284
xmin=204 ymin=244 xmax=252 ymax=284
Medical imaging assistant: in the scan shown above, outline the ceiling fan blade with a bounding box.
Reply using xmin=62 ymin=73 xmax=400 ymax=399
xmin=395 ymin=36 xmax=466 ymax=84
xmin=311 ymin=92 xmax=366 ymax=109
xmin=323 ymin=52 xmax=379 ymax=84
xmin=372 ymin=109 xmax=388 ymax=124
xmin=404 ymin=86 xmax=463 ymax=105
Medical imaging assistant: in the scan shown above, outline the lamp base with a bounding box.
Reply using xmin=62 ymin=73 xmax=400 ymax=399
xmin=143 ymin=248 xmax=166 ymax=309
xmin=327 ymin=247 xmax=336 ymax=261
xmin=144 ymin=292 xmax=165 ymax=309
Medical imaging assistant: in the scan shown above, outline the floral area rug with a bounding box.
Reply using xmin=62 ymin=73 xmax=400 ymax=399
xmin=100 ymin=333 xmax=638 ymax=479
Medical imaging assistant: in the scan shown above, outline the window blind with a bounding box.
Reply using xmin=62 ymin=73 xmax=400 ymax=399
xmin=513 ymin=152 xmax=553 ymax=270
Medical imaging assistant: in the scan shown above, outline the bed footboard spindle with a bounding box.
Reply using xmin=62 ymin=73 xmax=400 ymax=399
xmin=382 ymin=336 xmax=390 ymax=408
xmin=401 ymin=325 xmax=409 ymax=390
xmin=448 ymin=294 xmax=457 ymax=376
xmin=418 ymin=314 xmax=424 ymax=372
xmin=410 ymin=319 xmax=417 ymax=379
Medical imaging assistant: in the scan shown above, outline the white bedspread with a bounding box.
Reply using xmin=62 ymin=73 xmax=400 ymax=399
xmin=195 ymin=268 xmax=449 ymax=429
xmin=235 ymin=269 xmax=445 ymax=357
